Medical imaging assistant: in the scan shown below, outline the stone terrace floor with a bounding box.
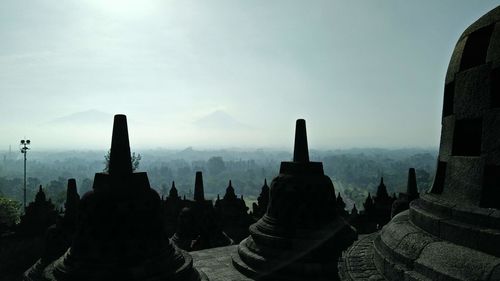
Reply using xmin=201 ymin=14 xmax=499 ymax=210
xmin=191 ymin=233 xmax=386 ymax=281
xmin=192 ymin=245 xmax=252 ymax=281
xmin=339 ymin=233 xmax=386 ymax=281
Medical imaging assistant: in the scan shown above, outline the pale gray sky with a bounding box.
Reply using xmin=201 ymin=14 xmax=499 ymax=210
xmin=1 ymin=1 xmax=500 ymax=150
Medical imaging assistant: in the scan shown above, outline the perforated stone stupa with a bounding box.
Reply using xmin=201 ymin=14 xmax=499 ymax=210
xmin=231 ymin=119 xmax=357 ymax=281
xmin=341 ymin=5 xmax=500 ymax=281
xmin=24 ymin=114 xmax=207 ymax=281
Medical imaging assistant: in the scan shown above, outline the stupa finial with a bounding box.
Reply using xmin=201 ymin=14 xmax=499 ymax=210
xmin=194 ymin=171 xmax=205 ymax=202
xmin=293 ymin=119 xmax=309 ymax=163
xmin=407 ymin=168 xmax=418 ymax=196
xmin=108 ymin=114 xmax=133 ymax=177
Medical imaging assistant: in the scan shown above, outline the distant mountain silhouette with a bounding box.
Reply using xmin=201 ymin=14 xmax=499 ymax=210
xmin=47 ymin=110 xmax=113 ymax=125
xmin=193 ymin=110 xmax=252 ymax=130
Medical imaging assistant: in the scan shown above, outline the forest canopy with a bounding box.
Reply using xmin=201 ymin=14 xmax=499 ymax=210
xmin=0 ymin=147 xmax=436 ymax=223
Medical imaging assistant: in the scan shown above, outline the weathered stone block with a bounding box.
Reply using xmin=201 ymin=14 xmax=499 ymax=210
xmin=415 ymin=241 xmax=500 ymax=281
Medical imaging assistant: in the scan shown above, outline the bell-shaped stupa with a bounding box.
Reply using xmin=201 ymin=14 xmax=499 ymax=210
xmin=232 ymin=119 xmax=357 ymax=281
xmin=24 ymin=114 xmax=207 ymax=281
xmin=341 ymin=6 xmax=500 ymax=281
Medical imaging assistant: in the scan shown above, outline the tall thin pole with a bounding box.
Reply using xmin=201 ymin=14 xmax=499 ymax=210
xmin=23 ymin=150 xmax=26 ymax=209
xmin=20 ymin=139 xmax=30 ymax=210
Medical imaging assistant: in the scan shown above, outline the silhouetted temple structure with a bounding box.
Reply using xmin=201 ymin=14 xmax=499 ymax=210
xmin=214 ymin=180 xmax=253 ymax=243
xmin=350 ymin=204 xmax=358 ymax=217
xmin=349 ymin=178 xmax=396 ymax=234
xmin=363 ymin=193 xmax=374 ymax=212
xmin=341 ymin=6 xmax=500 ymax=280
xmin=62 ymin=179 xmax=80 ymax=231
xmin=163 ymin=181 xmax=184 ymax=236
xmin=1 ymin=180 xmax=82 ymax=281
xmin=192 ymin=119 xmax=357 ymax=280
xmin=371 ymin=178 xmax=395 ymax=227
xmin=391 ymin=168 xmax=419 ymax=218
xmin=251 ymin=179 xmax=270 ymax=220
xmin=24 ymin=114 xmax=207 ymax=281
xmin=336 ymin=193 xmax=349 ymax=218
xmin=3 ymin=5 xmax=500 ymax=281
xmin=349 ymin=193 xmax=376 ymax=234
xmin=171 ymin=171 xmax=233 ymax=251
xmin=17 ymin=186 xmax=58 ymax=237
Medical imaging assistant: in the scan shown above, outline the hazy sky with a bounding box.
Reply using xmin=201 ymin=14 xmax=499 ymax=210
xmin=1 ymin=1 xmax=500 ymax=150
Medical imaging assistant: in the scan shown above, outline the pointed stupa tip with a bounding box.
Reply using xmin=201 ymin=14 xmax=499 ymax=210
xmin=407 ymin=168 xmax=418 ymax=195
xmin=225 ymin=179 xmax=236 ymax=199
xmin=194 ymin=171 xmax=205 ymax=201
xmin=377 ymin=177 xmax=389 ymax=198
xmin=293 ymin=119 xmax=309 ymax=163
xmin=352 ymin=204 xmax=359 ymax=215
xmin=262 ymin=178 xmax=269 ymax=190
xmin=66 ymin=179 xmax=79 ymax=198
xmin=36 ymin=185 xmax=46 ymax=202
xmin=169 ymin=181 xmax=178 ymax=197
xmin=109 ymin=114 xmax=133 ymax=177
xmin=229 ymin=180 xmax=235 ymax=191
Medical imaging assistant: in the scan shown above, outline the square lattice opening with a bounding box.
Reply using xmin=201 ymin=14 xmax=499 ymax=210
xmin=460 ymin=24 xmax=494 ymax=71
xmin=452 ymin=118 xmax=482 ymax=156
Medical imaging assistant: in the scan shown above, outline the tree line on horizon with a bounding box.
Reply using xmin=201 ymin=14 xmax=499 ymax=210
xmin=0 ymin=148 xmax=437 ymax=226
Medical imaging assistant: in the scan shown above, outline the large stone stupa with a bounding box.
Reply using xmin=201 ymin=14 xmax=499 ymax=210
xmin=341 ymin=5 xmax=500 ymax=281
xmin=232 ymin=119 xmax=357 ymax=281
xmin=24 ymin=114 xmax=207 ymax=281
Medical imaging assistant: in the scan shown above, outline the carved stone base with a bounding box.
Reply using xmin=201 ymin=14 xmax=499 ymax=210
xmin=24 ymin=246 xmax=208 ymax=281
xmin=232 ymin=215 xmax=356 ymax=281
xmin=373 ymin=208 xmax=500 ymax=281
